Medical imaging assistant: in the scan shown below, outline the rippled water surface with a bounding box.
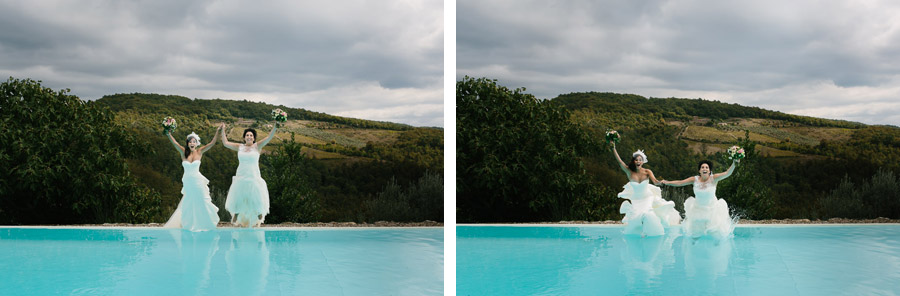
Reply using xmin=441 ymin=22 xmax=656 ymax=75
xmin=457 ymin=225 xmax=900 ymax=296
xmin=0 ymin=227 xmax=443 ymax=295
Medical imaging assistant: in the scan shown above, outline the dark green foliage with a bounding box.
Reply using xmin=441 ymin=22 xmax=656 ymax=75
xmin=0 ymin=77 xmax=162 ymax=224
xmin=0 ymin=78 xmax=442 ymax=224
xmin=363 ymin=171 xmax=443 ymax=222
xmin=457 ymin=80 xmax=899 ymax=221
xmin=819 ymin=169 xmax=900 ymax=219
xmin=262 ymin=133 xmax=321 ymax=223
xmin=457 ymin=77 xmax=601 ymax=222
xmin=555 ymin=92 xmax=865 ymax=128
xmin=370 ymin=128 xmax=444 ymax=172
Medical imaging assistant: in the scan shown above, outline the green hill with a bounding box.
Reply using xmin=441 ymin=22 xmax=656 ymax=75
xmin=456 ymin=77 xmax=900 ymax=222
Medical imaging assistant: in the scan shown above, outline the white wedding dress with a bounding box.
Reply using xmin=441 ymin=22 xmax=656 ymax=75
xmin=683 ymin=176 xmax=734 ymax=238
xmin=164 ymin=161 xmax=220 ymax=231
xmin=618 ymin=180 xmax=682 ymax=236
xmin=224 ymin=145 xmax=270 ymax=227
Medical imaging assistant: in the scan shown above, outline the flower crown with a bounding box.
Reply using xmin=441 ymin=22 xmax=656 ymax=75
xmin=632 ymin=150 xmax=648 ymax=163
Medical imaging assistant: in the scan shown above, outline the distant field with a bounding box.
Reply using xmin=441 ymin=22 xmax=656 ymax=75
xmin=682 ymin=139 xmax=804 ymax=158
xmin=302 ymin=147 xmax=347 ymax=159
xmin=681 ymin=126 xmax=781 ymax=143
xmin=330 ymin=128 xmax=401 ymax=145
xmin=783 ymin=126 xmax=854 ymax=142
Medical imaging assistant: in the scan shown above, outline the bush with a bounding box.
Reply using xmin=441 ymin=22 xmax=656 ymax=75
xmin=363 ymin=171 xmax=443 ymax=222
xmin=262 ymin=133 xmax=322 ymax=223
xmin=0 ymin=77 xmax=161 ymax=224
xmin=819 ymin=169 xmax=900 ymax=219
xmin=457 ymin=77 xmax=600 ymax=222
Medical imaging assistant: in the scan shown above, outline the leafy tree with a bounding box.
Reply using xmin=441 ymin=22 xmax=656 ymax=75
xmin=363 ymin=171 xmax=443 ymax=222
xmin=0 ymin=77 xmax=161 ymax=224
xmin=457 ymin=77 xmax=600 ymax=222
xmin=262 ymin=133 xmax=322 ymax=223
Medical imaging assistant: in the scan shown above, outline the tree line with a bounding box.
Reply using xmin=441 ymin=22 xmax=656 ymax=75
xmin=457 ymin=77 xmax=900 ymax=222
xmin=0 ymin=77 xmax=443 ymax=225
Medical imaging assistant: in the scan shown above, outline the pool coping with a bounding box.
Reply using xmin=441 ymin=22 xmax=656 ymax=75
xmin=457 ymin=223 xmax=900 ymax=227
xmin=0 ymin=221 xmax=443 ymax=229
xmin=0 ymin=225 xmax=443 ymax=230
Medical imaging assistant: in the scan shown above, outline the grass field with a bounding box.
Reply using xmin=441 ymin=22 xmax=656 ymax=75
xmin=682 ymin=139 xmax=804 ymax=158
xmin=681 ymin=125 xmax=781 ymax=143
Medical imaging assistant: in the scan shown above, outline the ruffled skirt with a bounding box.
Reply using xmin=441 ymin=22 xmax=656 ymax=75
xmin=225 ymin=175 xmax=270 ymax=227
xmin=683 ymin=196 xmax=733 ymax=238
xmin=618 ymin=185 xmax=682 ymax=236
xmin=164 ymin=173 xmax=220 ymax=231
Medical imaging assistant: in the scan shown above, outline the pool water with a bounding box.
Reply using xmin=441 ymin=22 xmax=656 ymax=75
xmin=0 ymin=227 xmax=443 ymax=296
xmin=457 ymin=225 xmax=900 ymax=296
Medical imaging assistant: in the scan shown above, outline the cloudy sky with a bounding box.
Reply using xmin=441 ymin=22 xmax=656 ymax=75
xmin=0 ymin=0 xmax=443 ymax=127
xmin=458 ymin=0 xmax=900 ymax=127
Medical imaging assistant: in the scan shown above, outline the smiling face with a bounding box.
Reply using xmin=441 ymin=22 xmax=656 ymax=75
xmin=699 ymin=163 xmax=711 ymax=176
xmin=243 ymin=131 xmax=255 ymax=144
xmin=634 ymin=155 xmax=644 ymax=167
xmin=187 ymin=137 xmax=200 ymax=151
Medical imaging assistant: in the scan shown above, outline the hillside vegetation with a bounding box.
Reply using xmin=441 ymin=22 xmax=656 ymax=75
xmin=0 ymin=77 xmax=442 ymax=225
xmin=457 ymin=78 xmax=900 ymax=222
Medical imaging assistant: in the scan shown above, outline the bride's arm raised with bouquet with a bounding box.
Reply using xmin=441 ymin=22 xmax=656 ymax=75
xmin=610 ymin=142 xmax=632 ymax=177
xmin=165 ymin=129 xmax=186 ymax=159
xmin=257 ymin=120 xmax=278 ymax=150
xmin=714 ymin=159 xmax=740 ymax=182
xmin=715 ymin=146 xmax=744 ymax=182
xmin=258 ymin=108 xmax=286 ymax=150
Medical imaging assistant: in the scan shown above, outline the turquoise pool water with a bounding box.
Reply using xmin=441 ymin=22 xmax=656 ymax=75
xmin=457 ymin=225 xmax=900 ymax=295
xmin=0 ymin=227 xmax=442 ymax=296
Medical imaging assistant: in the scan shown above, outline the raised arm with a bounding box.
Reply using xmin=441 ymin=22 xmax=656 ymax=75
xmin=220 ymin=123 xmax=240 ymax=151
xmin=662 ymin=176 xmax=695 ymax=187
xmin=257 ymin=122 xmax=278 ymax=149
xmin=200 ymin=125 xmax=222 ymax=153
xmin=166 ymin=131 xmax=186 ymax=158
xmin=714 ymin=159 xmax=739 ymax=182
xmin=611 ymin=143 xmax=631 ymax=176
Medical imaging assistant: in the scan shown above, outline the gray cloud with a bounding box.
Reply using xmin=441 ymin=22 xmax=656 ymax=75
xmin=0 ymin=0 xmax=443 ymax=127
xmin=458 ymin=0 xmax=900 ymax=127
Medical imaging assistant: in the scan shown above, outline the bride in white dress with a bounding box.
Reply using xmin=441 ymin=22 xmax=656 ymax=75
xmin=662 ymin=159 xmax=739 ymax=238
xmin=611 ymin=143 xmax=682 ymax=236
xmin=164 ymin=126 xmax=222 ymax=231
xmin=220 ymin=122 xmax=277 ymax=227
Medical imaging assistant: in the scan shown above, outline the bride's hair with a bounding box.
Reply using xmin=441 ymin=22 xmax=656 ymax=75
xmin=184 ymin=139 xmax=192 ymax=158
xmin=243 ymin=128 xmax=257 ymax=143
xmin=698 ymin=160 xmax=713 ymax=171
xmin=628 ymin=156 xmax=639 ymax=172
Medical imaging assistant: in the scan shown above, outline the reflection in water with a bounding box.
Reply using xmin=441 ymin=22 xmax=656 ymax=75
xmin=620 ymin=232 xmax=679 ymax=286
xmin=226 ymin=230 xmax=270 ymax=296
xmin=683 ymin=236 xmax=733 ymax=278
xmin=2 ymin=228 xmax=442 ymax=295
xmin=167 ymin=229 xmax=220 ymax=295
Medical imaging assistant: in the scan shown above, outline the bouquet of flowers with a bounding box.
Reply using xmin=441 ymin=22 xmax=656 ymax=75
xmin=271 ymin=108 xmax=287 ymax=123
xmin=162 ymin=116 xmax=177 ymax=135
xmin=727 ymin=145 xmax=746 ymax=160
xmin=605 ymin=130 xmax=620 ymax=143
